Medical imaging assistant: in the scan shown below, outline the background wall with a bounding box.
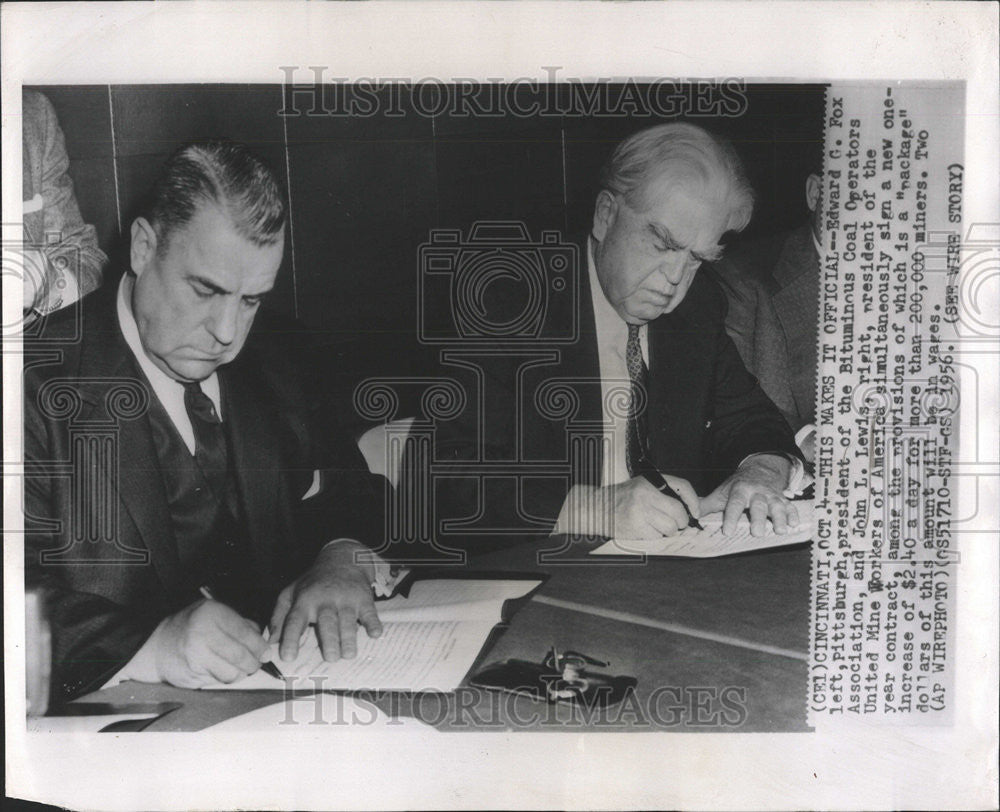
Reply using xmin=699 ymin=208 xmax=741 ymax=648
xmin=29 ymin=83 xmax=825 ymax=426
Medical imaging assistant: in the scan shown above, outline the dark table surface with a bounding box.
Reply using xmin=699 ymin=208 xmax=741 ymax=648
xmin=73 ymin=534 xmax=812 ymax=732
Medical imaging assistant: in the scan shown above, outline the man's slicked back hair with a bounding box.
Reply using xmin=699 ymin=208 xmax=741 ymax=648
xmin=141 ymin=139 xmax=286 ymax=253
xmin=599 ymin=122 xmax=755 ymax=234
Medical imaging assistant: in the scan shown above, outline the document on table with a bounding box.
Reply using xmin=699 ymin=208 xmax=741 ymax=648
xmin=591 ymin=506 xmax=816 ymax=558
xmin=206 ymin=577 xmax=542 ymax=691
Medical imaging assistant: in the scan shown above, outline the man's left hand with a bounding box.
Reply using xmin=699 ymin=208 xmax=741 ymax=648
xmin=269 ymin=541 xmax=383 ymax=663
xmin=700 ymin=454 xmax=800 ymax=537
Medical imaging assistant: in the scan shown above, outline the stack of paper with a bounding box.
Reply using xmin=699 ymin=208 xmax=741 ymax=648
xmin=207 ymin=578 xmax=541 ymax=692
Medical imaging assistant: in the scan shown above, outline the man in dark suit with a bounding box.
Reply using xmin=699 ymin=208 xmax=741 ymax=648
xmin=432 ymin=123 xmax=805 ymax=543
xmin=711 ymin=171 xmax=821 ymax=454
xmin=24 ymin=141 xmax=385 ymax=702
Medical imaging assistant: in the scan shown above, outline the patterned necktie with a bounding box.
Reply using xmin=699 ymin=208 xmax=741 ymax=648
xmin=182 ymin=380 xmax=228 ymax=497
xmin=625 ymin=323 xmax=648 ymax=477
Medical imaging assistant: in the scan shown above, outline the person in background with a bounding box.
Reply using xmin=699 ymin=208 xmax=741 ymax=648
xmin=711 ymin=169 xmax=821 ymax=462
xmin=21 ymin=89 xmax=108 ymax=321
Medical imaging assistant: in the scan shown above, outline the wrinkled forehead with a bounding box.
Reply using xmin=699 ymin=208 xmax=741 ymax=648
xmin=627 ymin=161 xmax=731 ymax=214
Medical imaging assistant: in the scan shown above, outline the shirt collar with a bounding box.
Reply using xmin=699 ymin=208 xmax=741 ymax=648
xmin=116 ymin=274 xmax=222 ymax=417
xmin=587 ymin=238 xmax=632 ymax=345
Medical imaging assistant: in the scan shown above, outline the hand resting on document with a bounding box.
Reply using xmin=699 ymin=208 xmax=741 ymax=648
xmin=700 ymin=454 xmax=801 ymax=538
xmin=269 ymin=539 xmax=384 ymax=664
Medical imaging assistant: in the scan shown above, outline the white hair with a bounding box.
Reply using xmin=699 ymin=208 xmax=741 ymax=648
xmin=599 ymin=122 xmax=754 ymax=233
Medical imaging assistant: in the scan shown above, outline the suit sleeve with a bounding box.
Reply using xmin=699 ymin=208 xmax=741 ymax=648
xmin=300 ymin=404 xmax=388 ymax=557
xmin=23 ymin=392 xmax=161 ymax=703
xmin=31 ymin=92 xmax=108 ymax=304
xmin=705 ymin=292 xmax=803 ymax=481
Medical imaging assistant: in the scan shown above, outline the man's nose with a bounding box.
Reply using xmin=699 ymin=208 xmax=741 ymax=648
xmin=206 ymin=297 xmax=240 ymax=346
xmin=657 ymin=251 xmax=693 ymax=286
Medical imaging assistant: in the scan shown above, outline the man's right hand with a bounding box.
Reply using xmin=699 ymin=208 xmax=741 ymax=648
xmin=606 ymin=475 xmax=700 ymax=539
xmin=128 ymin=599 xmax=268 ymax=688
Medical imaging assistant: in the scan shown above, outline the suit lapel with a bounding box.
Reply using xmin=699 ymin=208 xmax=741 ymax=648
xmin=219 ymin=357 xmax=282 ymax=575
xmin=569 ymin=239 xmax=603 ymax=421
xmin=75 ymin=284 xmax=182 ymax=591
xmin=563 ymin=236 xmax=604 ymax=486
xmin=646 ymin=297 xmax=698 ymax=458
xmin=643 ymin=274 xmax=720 ymax=480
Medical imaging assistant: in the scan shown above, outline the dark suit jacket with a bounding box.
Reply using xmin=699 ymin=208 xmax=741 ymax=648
xmin=23 ymin=281 xmax=383 ymax=701
xmin=711 ymin=223 xmax=819 ymax=432
xmin=429 ymin=237 xmax=800 ymax=539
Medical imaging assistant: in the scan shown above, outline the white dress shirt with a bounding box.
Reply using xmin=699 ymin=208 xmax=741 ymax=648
xmin=587 ymin=242 xmax=648 ymax=488
xmin=117 ymin=274 xmax=221 ymax=455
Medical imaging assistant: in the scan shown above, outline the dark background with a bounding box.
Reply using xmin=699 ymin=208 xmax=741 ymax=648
xmin=29 ymin=83 xmax=824 ymax=430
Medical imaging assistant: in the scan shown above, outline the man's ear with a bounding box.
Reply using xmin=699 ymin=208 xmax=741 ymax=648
xmin=805 ymin=174 xmax=822 ymax=213
xmin=592 ymin=190 xmax=618 ymax=242
xmin=130 ymin=217 xmax=158 ymax=277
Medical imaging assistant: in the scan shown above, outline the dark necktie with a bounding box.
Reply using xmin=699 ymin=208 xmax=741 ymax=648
xmin=625 ymin=323 xmax=648 ymax=477
xmin=182 ymin=380 xmax=228 ymax=498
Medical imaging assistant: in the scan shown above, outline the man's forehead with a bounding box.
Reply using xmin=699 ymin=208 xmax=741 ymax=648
xmin=170 ymin=205 xmax=283 ymax=290
xmin=630 ymin=166 xmax=726 ymax=212
xmin=634 ymin=180 xmax=727 ymax=229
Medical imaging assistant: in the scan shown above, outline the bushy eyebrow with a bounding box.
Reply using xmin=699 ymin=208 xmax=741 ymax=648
xmin=647 ymin=224 xmax=723 ymax=263
xmin=693 ymin=244 xmax=724 ymax=263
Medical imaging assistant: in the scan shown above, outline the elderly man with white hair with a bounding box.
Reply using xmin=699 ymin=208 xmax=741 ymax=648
xmin=434 ymin=122 xmax=806 ymax=543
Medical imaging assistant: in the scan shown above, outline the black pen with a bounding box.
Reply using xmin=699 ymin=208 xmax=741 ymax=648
xmin=199 ymin=585 xmax=284 ymax=680
xmin=640 ymin=468 xmax=704 ymax=530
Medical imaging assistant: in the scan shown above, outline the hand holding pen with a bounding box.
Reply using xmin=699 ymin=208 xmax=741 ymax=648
xmin=603 ymin=466 xmax=703 ymax=539
xmin=638 ymin=468 xmax=704 ymax=530
xmin=119 ymin=590 xmax=274 ymax=688
xmin=200 ymin=586 xmax=284 ymax=680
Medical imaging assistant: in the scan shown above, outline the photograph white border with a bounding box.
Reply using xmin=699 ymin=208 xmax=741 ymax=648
xmin=3 ymin=3 xmax=997 ymax=809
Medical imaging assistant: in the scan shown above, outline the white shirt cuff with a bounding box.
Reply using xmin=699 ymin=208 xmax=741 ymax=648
xmin=795 ymin=423 xmax=816 ymax=452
